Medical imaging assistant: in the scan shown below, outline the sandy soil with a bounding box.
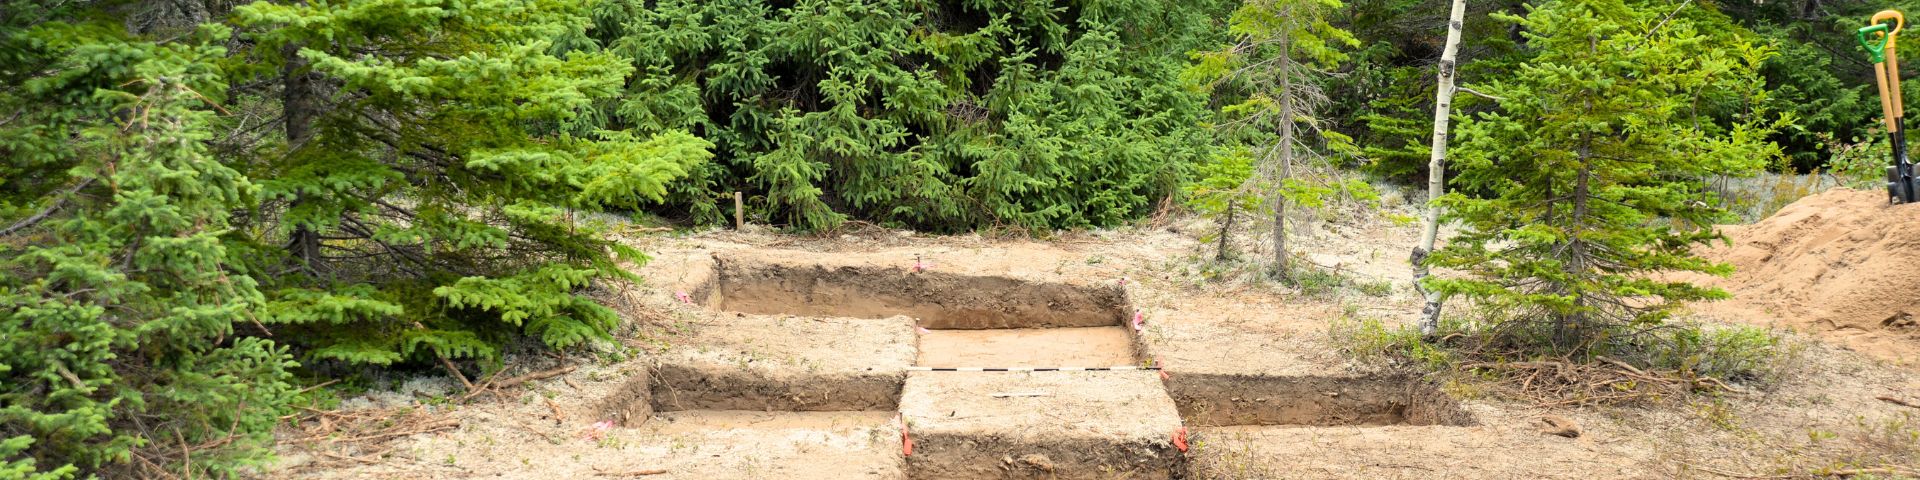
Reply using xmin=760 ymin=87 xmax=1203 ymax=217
xmin=916 ymin=327 xmax=1138 ymax=368
xmin=899 ymin=370 xmax=1185 ymax=479
xmin=266 ymin=192 xmax=1920 ymax=479
xmin=1683 ymin=189 xmax=1920 ymax=366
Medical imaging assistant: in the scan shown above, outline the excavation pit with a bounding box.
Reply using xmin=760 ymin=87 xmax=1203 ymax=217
xmin=916 ymin=326 xmax=1139 ymax=368
xmin=647 ymin=314 xmax=915 ymax=412
xmin=706 ymin=253 xmax=1129 ymax=329
xmin=898 ymin=371 xmax=1187 ymax=480
xmin=1167 ymin=373 xmax=1475 ymax=427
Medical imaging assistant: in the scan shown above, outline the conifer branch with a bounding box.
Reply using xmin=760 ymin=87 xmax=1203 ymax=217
xmin=0 ymin=178 xmax=94 ymax=237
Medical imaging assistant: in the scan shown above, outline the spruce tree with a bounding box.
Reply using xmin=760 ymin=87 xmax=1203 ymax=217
xmin=571 ymin=0 xmax=1226 ymax=232
xmin=2 ymin=0 xmax=711 ymax=475
xmin=226 ymin=0 xmax=711 ymax=367
xmin=1 ymin=17 xmax=295 ymax=477
xmin=1427 ymin=0 xmax=1782 ymax=350
xmin=1187 ymin=0 xmax=1362 ymax=278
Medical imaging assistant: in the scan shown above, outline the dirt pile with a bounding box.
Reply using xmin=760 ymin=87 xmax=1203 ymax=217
xmin=1691 ymin=188 xmax=1920 ymax=364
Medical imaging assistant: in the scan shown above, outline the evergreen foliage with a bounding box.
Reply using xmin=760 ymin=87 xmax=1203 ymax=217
xmin=1340 ymin=0 xmax=1528 ymax=180
xmin=1425 ymin=0 xmax=1784 ymax=351
xmin=1716 ymin=0 xmax=1902 ymax=170
xmin=0 ymin=0 xmax=1878 ymax=475
xmin=569 ymin=0 xmax=1226 ymax=232
xmin=1187 ymin=0 xmax=1366 ymax=276
xmin=0 ymin=15 xmax=296 ymax=477
xmin=1 ymin=0 xmax=707 ymax=475
xmin=222 ymin=0 xmax=711 ymax=366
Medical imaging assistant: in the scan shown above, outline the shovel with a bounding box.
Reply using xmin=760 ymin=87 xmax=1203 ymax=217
xmin=1860 ymin=10 xmax=1916 ymax=204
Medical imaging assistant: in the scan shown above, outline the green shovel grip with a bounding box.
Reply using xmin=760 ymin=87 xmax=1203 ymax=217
xmin=1862 ymin=23 xmax=1892 ymax=63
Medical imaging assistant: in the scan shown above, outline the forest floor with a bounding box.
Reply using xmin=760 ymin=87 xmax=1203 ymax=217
xmin=263 ymin=188 xmax=1920 ymax=479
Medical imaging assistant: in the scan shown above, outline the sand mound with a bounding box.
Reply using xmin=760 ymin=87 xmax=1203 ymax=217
xmin=1689 ymin=188 xmax=1920 ymax=365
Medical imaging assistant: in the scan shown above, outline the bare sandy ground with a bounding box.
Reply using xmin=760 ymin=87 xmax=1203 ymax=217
xmin=264 ymin=195 xmax=1920 ymax=479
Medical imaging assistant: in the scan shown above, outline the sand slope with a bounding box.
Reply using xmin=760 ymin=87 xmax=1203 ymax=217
xmin=1689 ymin=189 xmax=1920 ymax=365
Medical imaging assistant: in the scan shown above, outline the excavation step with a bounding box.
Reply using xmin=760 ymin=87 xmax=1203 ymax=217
xmin=1165 ymin=373 xmax=1475 ymax=427
xmin=916 ymin=326 xmax=1139 ymax=368
xmin=635 ymin=411 xmax=904 ymax=479
xmin=650 ymin=314 xmax=915 ymax=411
xmin=709 ymin=252 xmax=1128 ymax=329
xmin=899 ymin=370 xmax=1186 ymax=479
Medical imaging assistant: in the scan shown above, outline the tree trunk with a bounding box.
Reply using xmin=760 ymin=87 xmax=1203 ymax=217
xmin=283 ymin=42 xmax=324 ymax=272
xmin=1216 ymin=198 xmax=1236 ymax=261
xmin=1560 ymin=138 xmax=1594 ymax=349
xmin=1273 ymin=16 xmax=1294 ymax=279
xmin=1415 ymin=0 xmax=1467 ymax=335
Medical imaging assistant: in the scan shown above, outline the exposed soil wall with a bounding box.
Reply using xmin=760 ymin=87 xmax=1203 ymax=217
xmin=1167 ymin=374 xmax=1475 ymax=427
xmin=710 ymin=254 xmax=1128 ymax=329
xmin=649 ymin=362 xmax=904 ymax=412
xmin=591 ymin=367 xmax=653 ymax=427
xmin=905 ymin=433 xmax=1185 ymax=480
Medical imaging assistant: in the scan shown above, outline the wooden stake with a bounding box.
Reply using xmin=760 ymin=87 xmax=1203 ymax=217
xmin=733 ymin=191 xmax=744 ymax=230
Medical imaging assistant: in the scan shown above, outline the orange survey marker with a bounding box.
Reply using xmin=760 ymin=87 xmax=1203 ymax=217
xmin=899 ymin=414 xmax=913 ymax=456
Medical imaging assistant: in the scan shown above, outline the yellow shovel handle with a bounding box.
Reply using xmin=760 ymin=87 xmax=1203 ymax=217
xmin=1878 ymin=10 xmax=1906 ymax=123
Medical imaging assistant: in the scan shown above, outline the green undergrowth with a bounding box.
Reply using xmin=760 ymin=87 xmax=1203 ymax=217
xmin=1330 ymin=313 xmax=1798 ymax=403
xmin=1178 ymin=251 xmax=1395 ymax=300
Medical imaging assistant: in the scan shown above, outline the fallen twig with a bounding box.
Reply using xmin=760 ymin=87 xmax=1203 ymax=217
xmin=438 ymin=354 xmax=474 ymax=391
xmin=1684 ymin=462 xmax=1918 ymax=479
xmin=594 ymin=467 xmax=668 ymax=477
xmin=328 ymin=418 xmax=461 ymax=444
xmin=1683 ymin=462 xmax=1791 ymax=479
xmin=1876 ymin=395 xmax=1920 ymax=409
xmin=315 ymin=449 xmax=385 ymax=465
xmin=493 ymin=365 xmax=577 ymax=391
xmin=1829 ymin=467 xmax=1920 ymax=477
xmin=1595 ymin=356 xmax=1646 ymax=377
xmin=544 ymin=397 xmax=568 ymax=423
xmin=458 ymin=362 xmax=577 ymax=402
xmin=295 ymin=379 xmax=340 ymax=396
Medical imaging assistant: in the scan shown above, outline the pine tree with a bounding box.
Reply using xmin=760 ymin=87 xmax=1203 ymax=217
xmin=1427 ymin=0 xmax=1782 ymax=350
xmin=1188 ymin=0 xmax=1362 ymax=279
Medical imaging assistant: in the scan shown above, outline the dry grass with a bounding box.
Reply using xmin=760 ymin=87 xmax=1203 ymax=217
xmin=279 ymin=406 xmax=463 ymax=472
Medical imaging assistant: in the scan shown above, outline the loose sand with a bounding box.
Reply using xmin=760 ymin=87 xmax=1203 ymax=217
xmin=1687 ymin=189 xmax=1920 ymax=366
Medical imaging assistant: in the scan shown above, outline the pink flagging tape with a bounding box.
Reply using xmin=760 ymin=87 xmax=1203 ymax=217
xmin=898 ymin=414 xmax=913 ymax=456
xmin=1131 ymin=310 xmax=1145 ymax=332
xmin=1172 ymin=427 xmax=1189 ymax=452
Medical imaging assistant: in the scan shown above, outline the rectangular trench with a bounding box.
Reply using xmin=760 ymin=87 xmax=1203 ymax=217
xmin=1166 ymin=373 xmax=1476 ymax=427
xmin=625 ymin=253 xmax=1185 ymax=479
xmin=706 ymin=254 xmax=1132 ymax=329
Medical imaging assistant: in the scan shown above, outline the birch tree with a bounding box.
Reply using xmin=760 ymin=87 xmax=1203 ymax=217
xmin=1413 ymin=0 xmax=1469 ymax=334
